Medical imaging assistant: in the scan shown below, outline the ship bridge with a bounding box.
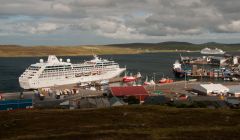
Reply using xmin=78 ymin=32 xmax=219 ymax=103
xmin=47 ymin=55 xmax=59 ymax=63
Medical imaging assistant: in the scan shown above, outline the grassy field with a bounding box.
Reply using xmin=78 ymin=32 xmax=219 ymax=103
xmin=0 ymin=105 xmax=240 ymax=140
xmin=0 ymin=45 xmax=143 ymax=57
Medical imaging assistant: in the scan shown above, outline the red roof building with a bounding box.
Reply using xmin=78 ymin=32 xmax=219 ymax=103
xmin=110 ymin=86 xmax=149 ymax=102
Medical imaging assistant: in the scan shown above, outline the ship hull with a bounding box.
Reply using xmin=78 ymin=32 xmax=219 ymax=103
xmin=201 ymin=52 xmax=225 ymax=55
xmin=173 ymin=69 xmax=185 ymax=78
xmin=122 ymin=77 xmax=136 ymax=82
xmin=19 ymin=68 xmax=126 ymax=89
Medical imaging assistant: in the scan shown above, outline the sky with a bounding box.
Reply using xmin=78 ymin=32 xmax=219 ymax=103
xmin=0 ymin=0 xmax=240 ymax=45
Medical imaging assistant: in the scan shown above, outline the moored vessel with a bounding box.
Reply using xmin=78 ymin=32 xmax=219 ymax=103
xmin=173 ymin=60 xmax=185 ymax=78
xmin=200 ymin=47 xmax=225 ymax=54
xmin=122 ymin=72 xmax=136 ymax=82
xmin=159 ymin=78 xmax=174 ymax=84
xmin=143 ymin=76 xmax=151 ymax=85
xmin=19 ymin=55 xmax=126 ymax=89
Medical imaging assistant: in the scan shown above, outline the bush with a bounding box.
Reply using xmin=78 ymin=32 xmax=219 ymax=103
xmin=127 ymin=96 xmax=140 ymax=104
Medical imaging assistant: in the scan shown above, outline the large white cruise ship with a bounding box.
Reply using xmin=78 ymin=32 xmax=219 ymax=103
xmin=19 ymin=55 xmax=126 ymax=89
xmin=200 ymin=47 xmax=225 ymax=54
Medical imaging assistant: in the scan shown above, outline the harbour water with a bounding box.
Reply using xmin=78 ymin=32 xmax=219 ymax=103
xmin=0 ymin=52 xmax=238 ymax=92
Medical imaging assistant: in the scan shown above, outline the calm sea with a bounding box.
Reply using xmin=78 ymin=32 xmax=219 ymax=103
xmin=0 ymin=52 xmax=238 ymax=92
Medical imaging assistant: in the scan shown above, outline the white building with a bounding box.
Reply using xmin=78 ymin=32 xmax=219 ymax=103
xmin=193 ymin=83 xmax=229 ymax=95
xmin=228 ymin=86 xmax=240 ymax=97
xmin=233 ymin=56 xmax=239 ymax=65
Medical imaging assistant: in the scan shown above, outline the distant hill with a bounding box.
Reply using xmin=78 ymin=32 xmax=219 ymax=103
xmin=107 ymin=41 xmax=240 ymax=51
xmin=0 ymin=41 xmax=240 ymax=57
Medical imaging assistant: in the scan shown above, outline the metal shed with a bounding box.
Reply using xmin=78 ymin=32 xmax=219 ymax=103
xmin=193 ymin=83 xmax=229 ymax=95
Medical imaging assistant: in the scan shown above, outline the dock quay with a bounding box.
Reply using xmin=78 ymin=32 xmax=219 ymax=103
xmin=0 ymin=77 xmax=124 ymax=109
xmin=176 ymin=54 xmax=240 ymax=80
xmin=1 ymin=80 xmax=240 ymax=110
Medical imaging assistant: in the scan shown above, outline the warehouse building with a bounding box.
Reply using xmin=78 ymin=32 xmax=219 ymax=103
xmin=110 ymin=86 xmax=149 ymax=103
xmin=192 ymin=83 xmax=229 ymax=96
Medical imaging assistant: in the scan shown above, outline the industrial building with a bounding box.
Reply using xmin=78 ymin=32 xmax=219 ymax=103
xmin=110 ymin=86 xmax=149 ymax=103
xmin=210 ymin=57 xmax=227 ymax=65
xmin=228 ymin=86 xmax=240 ymax=97
xmin=192 ymin=83 xmax=229 ymax=96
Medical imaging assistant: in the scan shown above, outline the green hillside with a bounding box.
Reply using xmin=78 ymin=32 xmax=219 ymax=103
xmin=0 ymin=106 xmax=240 ymax=140
xmin=0 ymin=42 xmax=240 ymax=57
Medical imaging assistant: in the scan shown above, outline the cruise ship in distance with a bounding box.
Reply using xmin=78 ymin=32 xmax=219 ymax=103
xmin=19 ymin=55 xmax=126 ymax=89
xmin=200 ymin=47 xmax=225 ymax=54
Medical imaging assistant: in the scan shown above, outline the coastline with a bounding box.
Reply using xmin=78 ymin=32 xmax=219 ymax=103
xmin=0 ymin=46 xmax=199 ymax=57
xmin=1 ymin=43 xmax=239 ymax=57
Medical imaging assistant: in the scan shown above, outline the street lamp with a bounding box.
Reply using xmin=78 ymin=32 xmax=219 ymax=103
xmin=184 ymin=70 xmax=187 ymax=89
xmin=153 ymin=72 xmax=156 ymax=91
xmin=184 ymin=65 xmax=187 ymax=89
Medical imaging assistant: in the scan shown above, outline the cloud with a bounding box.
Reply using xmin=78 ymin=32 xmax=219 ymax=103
xmin=30 ymin=23 xmax=60 ymax=34
xmin=0 ymin=0 xmax=240 ymax=44
xmin=51 ymin=3 xmax=71 ymax=12
xmin=218 ymin=20 xmax=240 ymax=33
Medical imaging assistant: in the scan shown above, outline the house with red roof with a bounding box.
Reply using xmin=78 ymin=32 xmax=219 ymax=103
xmin=110 ymin=86 xmax=149 ymax=102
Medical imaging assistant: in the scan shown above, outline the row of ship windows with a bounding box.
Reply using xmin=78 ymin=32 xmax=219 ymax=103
xmin=23 ymin=68 xmax=116 ymax=78
xmin=22 ymin=68 xmax=114 ymax=77
xmin=43 ymin=68 xmax=92 ymax=73
xmin=40 ymin=73 xmax=73 ymax=76
xmin=46 ymin=65 xmax=71 ymax=68
xmin=43 ymin=70 xmax=71 ymax=73
xmin=27 ymin=66 xmax=117 ymax=74
xmin=27 ymin=64 xmax=117 ymax=71
xmin=31 ymin=68 xmax=114 ymax=75
xmin=96 ymin=64 xmax=118 ymax=66
xmin=44 ymin=68 xmax=71 ymax=71
xmin=39 ymin=74 xmax=73 ymax=78
xmin=28 ymin=66 xmax=41 ymax=71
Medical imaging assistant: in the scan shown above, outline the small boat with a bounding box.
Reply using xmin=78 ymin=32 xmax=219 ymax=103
xmin=136 ymin=72 xmax=142 ymax=79
xmin=123 ymin=76 xmax=136 ymax=82
xmin=159 ymin=78 xmax=174 ymax=84
xmin=149 ymin=79 xmax=156 ymax=85
xmin=123 ymin=72 xmax=136 ymax=82
xmin=143 ymin=76 xmax=151 ymax=85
